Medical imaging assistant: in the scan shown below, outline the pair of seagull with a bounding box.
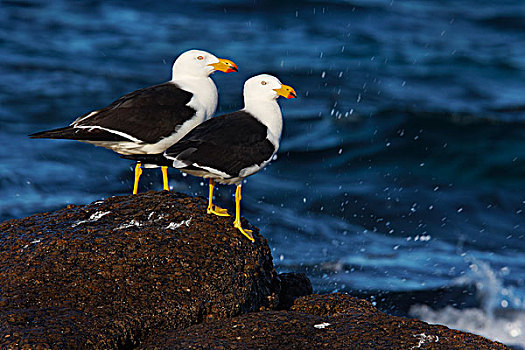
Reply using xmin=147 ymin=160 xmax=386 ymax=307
xmin=30 ymin=50 xmax=296 ymax=242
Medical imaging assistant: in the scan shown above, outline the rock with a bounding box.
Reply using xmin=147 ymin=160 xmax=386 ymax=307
xmin=0 ymin=191 xmax=280 ymax=349
xmin=0 ymin=191 xmax=510 ymax=349
xmin=149 ymin=293 xmax=509 ymax=349
xmin=275 ymin=272 xmax=313 ymax=310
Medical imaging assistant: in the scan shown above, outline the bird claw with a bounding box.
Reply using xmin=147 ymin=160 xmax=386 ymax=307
xmin=207 ymin=205 xmax=230 ymax=217
xmin=234 ymin=222 xmax=254 ymax=242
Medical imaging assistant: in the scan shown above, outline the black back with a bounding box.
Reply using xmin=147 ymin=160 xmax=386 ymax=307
xmin=73 ymin=82 xmax=196 ymax=143
xmin=31 ymin=82 xmax=197 ymax=144
xmin=166 ymin=111 xmax=276 ymax=177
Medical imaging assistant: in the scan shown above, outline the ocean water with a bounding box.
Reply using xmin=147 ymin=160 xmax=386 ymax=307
xmin=1 ymin=0 xmax=525 ymax=347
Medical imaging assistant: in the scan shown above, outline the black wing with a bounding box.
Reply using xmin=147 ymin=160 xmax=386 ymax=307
xmin=29 ymin=125 xmax=128 ymax=141
xmin=166 ymin=111 xmax=276 ymax=177
xmin=30 ymin=82 xmax=196 ymax=144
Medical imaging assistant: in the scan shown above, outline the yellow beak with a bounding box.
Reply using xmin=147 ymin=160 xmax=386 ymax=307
xmin=274 ymin=84 xmax=297 ymax=99
xmin=209 ymin=58 xmax=238 ymax=73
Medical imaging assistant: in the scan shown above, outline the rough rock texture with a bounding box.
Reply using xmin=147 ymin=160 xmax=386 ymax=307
xmin=0 ymin=191 xmax=510 ymax=349
xmin=0 ymin=191 xmax=280 ymax=349
xmin=150 ymin=294 xmax=509 ymax=349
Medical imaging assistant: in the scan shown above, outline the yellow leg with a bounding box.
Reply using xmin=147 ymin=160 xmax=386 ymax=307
xmin=233 ymin=185 xmax=254 ymax=242
xmin=133 ymin=162 xmax=142 ymax=195
xmin=207 ymin=179 xmax=230 ymax=216
xmin=161 ymin=166 xmax=169 ymax=191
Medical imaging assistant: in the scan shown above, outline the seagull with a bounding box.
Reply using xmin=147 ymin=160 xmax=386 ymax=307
xmin=30 ymin=49 xmax=238 ymax=194
xmin=122 ymin=74 xmax=296 ymax=241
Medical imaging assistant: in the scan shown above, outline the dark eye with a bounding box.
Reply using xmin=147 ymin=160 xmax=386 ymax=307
xmin=261 ymin=81 xmax=267 ymax=85
xmin=197 ymin=56 xmax=204 ymax=60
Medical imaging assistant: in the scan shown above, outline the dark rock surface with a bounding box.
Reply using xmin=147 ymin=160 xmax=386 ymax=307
xmin=0 ymin=191 xmax=510 ymax=349
xmin=149 ymin=294 xmax=509 ymax=349
xmin=0 ymin=191 xmax=280 ymax=349
xmin=274 ymin=272 xmax=313 ymax=310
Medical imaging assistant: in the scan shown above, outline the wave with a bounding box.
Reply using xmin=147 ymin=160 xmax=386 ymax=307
xmin=410 ymin=260 xmax=525 ymax=348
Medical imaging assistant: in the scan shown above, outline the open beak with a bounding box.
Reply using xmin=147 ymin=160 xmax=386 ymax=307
xmin=209 ymin=58 xmax=238 ymax=73
xmin=274 ymin=84 xmax=297 ymax=99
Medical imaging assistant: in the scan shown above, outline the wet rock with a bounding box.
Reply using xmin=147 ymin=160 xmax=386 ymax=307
xmin=275 ymin=272 xmax=313 ymax=310
xmin=0 ymin=191 xmax=280 ymax=349
xmin=0 ymin=191 xmax=510 ymax=349
xmin=151 ymin=293 xmax=509 ymax=349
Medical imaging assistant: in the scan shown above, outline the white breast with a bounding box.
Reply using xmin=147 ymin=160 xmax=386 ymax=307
xmin=172 ymin=76 xmax=218 ymax=122
xmin=243 ymin=99 xmax=283 ymax=148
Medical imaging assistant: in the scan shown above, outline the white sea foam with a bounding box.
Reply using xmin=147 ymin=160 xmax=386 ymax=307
xmin=410 ymin=305 xmax=525 ymax=348
xmin=410 ymin=259 xmax=525 ymax=349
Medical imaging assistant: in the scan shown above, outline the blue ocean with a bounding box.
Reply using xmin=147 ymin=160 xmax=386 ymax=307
xmin=1 ymin=0 xmax=524 ymax=347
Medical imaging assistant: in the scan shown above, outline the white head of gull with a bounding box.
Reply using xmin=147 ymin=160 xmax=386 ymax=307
xmin=172 ymin=49 xmax=238 ymax=79
xmin=243 ymin=74 xmax=297 ymax=148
